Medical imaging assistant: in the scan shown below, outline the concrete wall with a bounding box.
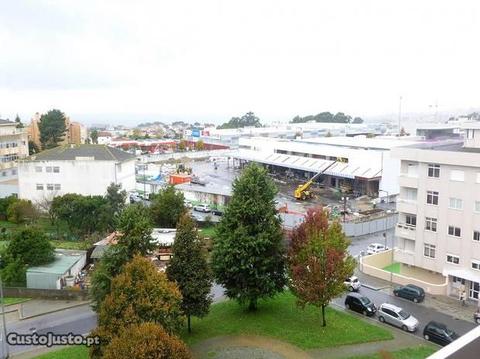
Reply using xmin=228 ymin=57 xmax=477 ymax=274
xmin=2 ymin=287 xmax=88 ymax=300
xmin=342 ymin=214 xmax=398 ymax=237
xmin=360 ymin=250 xmax=448 ymax=295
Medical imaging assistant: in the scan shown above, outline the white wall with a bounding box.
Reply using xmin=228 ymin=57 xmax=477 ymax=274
xmin=18 ymin=159 xmax=136 ymax=203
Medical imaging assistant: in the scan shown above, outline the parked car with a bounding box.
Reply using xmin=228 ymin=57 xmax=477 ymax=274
xmin=344 ymin=293 xmax=376 ymax=316
xmin=184 ymin=200 xmax=193 ymax=209
xmin=211 ymin=209 xmax=223 ymax=216
xmin=366 ymin=243 xmax=388 ymax=255
xmin=378 ymin=303 xmax=419 ymax=332
xmin=474 ymin=310 xmax=480 ymax=324
xmin=344 ymin=276 xmax=361 ymax=292
xmin=393 ymin=284 xmax=425 ymax=303
xmin=193 ymin=204 xmax=211 ymax=213
xmin=423 ymin=321 xmax=459 ymax=346
xmin=129 ymin=193 xmax=142 ymax=203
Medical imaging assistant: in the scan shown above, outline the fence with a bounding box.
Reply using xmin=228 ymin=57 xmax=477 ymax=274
xmin=342 ymin=213 xmax=398 ymax=237
xmin=2 ymin=287 xmax=89 ymax=300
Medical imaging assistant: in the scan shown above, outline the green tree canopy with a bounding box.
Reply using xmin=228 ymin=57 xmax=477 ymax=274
xmin=150 ymin=186 xmax=186 ymax=228
xmin=90 ymin=129 xmax=99 ymax=144
xmin=105 ymin=182 xmax=127 ymax=226
xmin=14 ymin=114 xmax=24 ymax=129
xmin=5 ymin=227 xmax=55 ymax=267
xmin=7 ymin=199 xmax=38 ymax=224
xmin=0 ymin=195 xmax=18 ymax=221
xmin=91 ymin=256 xmax=184 ymax=358
xmin=38 ymin=109 xmax=67 ymax=149
xmin=218 ymin=112 xmax=262 ymax=129
xmin=291 ymin=112 xmax=362 ymax=124
xmin=212 ymin=163 xmax=286 ymax=311
xmin=102 ymin=323 xmax=192 ymax=359
xmin=288 ymin=207 xmax=355 ymax=327
xmin=167 ymin=214 xmax=213 ymax=332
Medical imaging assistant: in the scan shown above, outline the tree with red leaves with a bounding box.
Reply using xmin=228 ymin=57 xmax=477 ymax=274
xmin=288 ymin=207 xmax=355 ymax=327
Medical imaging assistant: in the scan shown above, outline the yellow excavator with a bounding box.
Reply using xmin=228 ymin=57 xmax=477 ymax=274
xmin=294 ymin=160 xmax=342 ymax=200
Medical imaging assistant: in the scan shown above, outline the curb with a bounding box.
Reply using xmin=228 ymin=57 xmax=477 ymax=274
xmin=19 ymin=301 xmax=92 ymax=321
xmin=361 ymin=283 xmax=391 ymax=291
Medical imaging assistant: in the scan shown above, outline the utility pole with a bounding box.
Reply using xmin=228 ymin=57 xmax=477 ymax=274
xmin=342 ymin=196 xmax=349 ymax=223
xmin=398 ymin=96 xmax=403 ymax=134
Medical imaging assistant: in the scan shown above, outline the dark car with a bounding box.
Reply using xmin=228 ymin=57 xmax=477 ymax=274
xmin=345 ymin=293 xmax=377 ymax=317
xmin=475 ymin=310 xmax=480 ymax=325
xmin=211 ymin=209 xmax=223 ymax=216
xmin=393 ymin=284 xmax=425 ymax=303
xmin=423 ymin=321 xmax=459 ymax=346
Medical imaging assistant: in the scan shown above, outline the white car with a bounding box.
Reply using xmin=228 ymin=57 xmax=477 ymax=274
xmin=184 ymin=200 xmax=193 ymax=209
xmin=366 ymin=243 xmax=389 ymax=255
xmin=344 ymin=276 xmax=361 ymax=292
xmin=193 ymin=204 xmax=211 ymax=213
xmin=378 ymin=303 xmax=419 ymax=332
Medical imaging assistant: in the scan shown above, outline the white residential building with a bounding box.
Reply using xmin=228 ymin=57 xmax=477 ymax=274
xmin=392 ymin=124 xmax=480 ymax=300
xmin=18 ymin=144 xmax=136 ymax=204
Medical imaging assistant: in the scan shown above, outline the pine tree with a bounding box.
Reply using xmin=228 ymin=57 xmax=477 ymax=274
xmin=212 ymin=163 xmax=286 ymax=311
xmin=166 ymin=214 xmax=213 ymax=333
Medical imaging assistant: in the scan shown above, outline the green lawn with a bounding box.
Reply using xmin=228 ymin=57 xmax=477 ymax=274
xmin=181 ymin=291 xmax=393 ymax=349
xmin=3 ymin=297 xmax=30 ymax=305
xmin=198 ymin=225 xmax=217 ymax=238
xmin=383 ymin=262 xmax=401 ymax=274
xmin=34 ymin=346 xmax=88 ymax=359
xmin=49 ymin=240 xmax=91 ymax=250
xmin=346 ymin=345 xmax=437 ymax=359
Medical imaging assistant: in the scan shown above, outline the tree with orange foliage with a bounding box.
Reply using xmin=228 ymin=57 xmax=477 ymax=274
xmin=103 ymin=322 xmax=192 ymax=359
xmin=288 ymin=207 xmax=355 ymax=327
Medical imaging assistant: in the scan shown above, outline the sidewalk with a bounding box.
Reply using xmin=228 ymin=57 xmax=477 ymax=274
xmin=355 ymin=271 xmax=477 ymax=323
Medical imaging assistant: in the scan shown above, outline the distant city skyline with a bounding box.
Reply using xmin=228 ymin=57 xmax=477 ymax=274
xmin=2 ymin=1 xmax=480 ymax=126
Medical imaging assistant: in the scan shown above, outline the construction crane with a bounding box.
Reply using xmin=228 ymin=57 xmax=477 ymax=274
xmin=294 ymin=159 xmax=342 ymax=200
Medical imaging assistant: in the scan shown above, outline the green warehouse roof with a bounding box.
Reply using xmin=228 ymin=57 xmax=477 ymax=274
xmin=27 ymin=250 xmax=86 ymax=275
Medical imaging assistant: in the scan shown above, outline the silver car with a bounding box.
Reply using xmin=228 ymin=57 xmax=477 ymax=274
xmin=378 ymin=303 xmax=419 ymax=332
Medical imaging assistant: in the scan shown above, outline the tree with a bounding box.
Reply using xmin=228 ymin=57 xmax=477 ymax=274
xmin=38 ymin=109 xmax=67 ymax=149
xmin=105 ymin=183 xmax=127 ymax=222
xmin=103 ymin=323 xmax=192 ymax=359
xmin=167 ymin=214 xmax=212 ymax=333
xmin=0 ymin=195 xmax=18 ymax=221
xmin=325 ymin=131 xmax=332 ymax=137
xmin=90 ymin=129 xmax=99 ymax=144
xmin=218 ymin=112 xmax=262 ymax=129
xmin=195 ymin=140 xmax=205 ymax=151
xmin=91 ymin=256 xmax=184 ymax=358
xmin=5 ymin=227 xmax=55 ymax=266
xmin=178 ymin=140 xmax=187 ymax=151
xmin=89 ymin=203 xmax=155 ymax=308
xmin=150 ymin=186 xmax=186 ymax=228
xmin=399 ymin=127 xmax=407 ymax=136
xmin=288 ymin=207 xmax=355 ymax=327
xmin=14 ymin=114 xmax=23 ymax=129
xmin=0 ymin=258 xmax=27 ymax=286
xmin=212 ymin=163 xmax=286 ymax=311
xmin=28 ymin=140 xmax=40 ymax=154
xmin=7 ymin=199 xmax=38 ymax=224
xmin=352 ymin=117 xmax=364 ymax=124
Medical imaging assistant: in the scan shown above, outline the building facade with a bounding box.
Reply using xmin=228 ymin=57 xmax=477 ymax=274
xmin=392 ymin=126 xmax=480 ymax=301
xmin=18 ymin=145 xmax=136 ymax=204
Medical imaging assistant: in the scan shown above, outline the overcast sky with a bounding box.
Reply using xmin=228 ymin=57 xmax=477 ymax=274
xmin=1 ymin=0 xmax=479 ymax=125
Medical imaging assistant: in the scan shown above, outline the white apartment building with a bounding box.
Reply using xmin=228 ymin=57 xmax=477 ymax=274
xmin=392 ymin=124 xmax=480 ymax=300
xmin=18 ymin=144 xmax=136 ymax=204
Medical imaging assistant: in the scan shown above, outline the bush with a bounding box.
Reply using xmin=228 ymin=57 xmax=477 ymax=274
xmin=1 ymin=259 xmax=27 ymax=286
xmin=103 ymin=323 xmax=191 ymax=359
xmin=5 ymin=227 xmax=55 ymax=266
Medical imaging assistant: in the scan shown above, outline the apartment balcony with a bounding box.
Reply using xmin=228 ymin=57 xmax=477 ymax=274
xmin=399 ymin=174 xmax=419 ymax=188
xmin=395 ymin=222 xmax=417 ymax=241
xmin=394 ymin=248 xmax=415 ymax=266
xmin=396 ymin=199 xmax=417 ymax=214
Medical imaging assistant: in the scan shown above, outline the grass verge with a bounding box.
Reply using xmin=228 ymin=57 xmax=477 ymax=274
xmin=383 ymin=262 xmax=401 ymax=274
xmin=182 ymin=291 xmax=393 ymax=349
xmin=346 ymin=345 xmax=437 ymax=359
xmin=3 ymin=297 xmax=30 ymax=305
xmin=33 ymin=346 xmax=88 ymax=359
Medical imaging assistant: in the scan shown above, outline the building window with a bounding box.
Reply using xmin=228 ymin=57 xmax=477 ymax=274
xmin=449 ymin=198 xmax=463 ymax=210
xmin=428 ymin=164 xmax=440 ymax=178
xmin=425 ymin=217 xmax=437 ymax=232
xmin=54 ymin=184 xmax=61 ymax=191
xmin=426 ymin=191 xmax=439 ymax=205
xmin=1 ymin=172 xmax=6 ymax=177
xmin=36 ymin=184 xmax=44 ymax=190
xmin=472 ymin=260 xmax=480 ymax=271
xmin=46 ymin=167 xmax=52 ymax=173
xmin=424 ymin=244 xmax=436 ymax=258
xmin=404 ymin=188 xmax=417 ymax=201
xmin=47 ymin=184 xmax=54 ymax=191
xmin=448 ymin=226 xmax=461 ymax=237
xmin=35 ymin=166 xmax=42 ymax=173
xmin=405 ymin=214 xmax=416 ymax=226
xmin=450 ymin=170 xmax=465 ymax=182
xmin=452 ymin=276 xmax=466 ymax=285
xmin=11 ymin=169 xmax=16 ymax=175
xmin=475 ymin=201 xmax=480 ymax=213
xmin=53 ymin=167 xmax=60 ymax=173
xmin=474 ymin=231 xmax=480 ymax=242
xmin=447 ymin=254 xmax=460 ymax=264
